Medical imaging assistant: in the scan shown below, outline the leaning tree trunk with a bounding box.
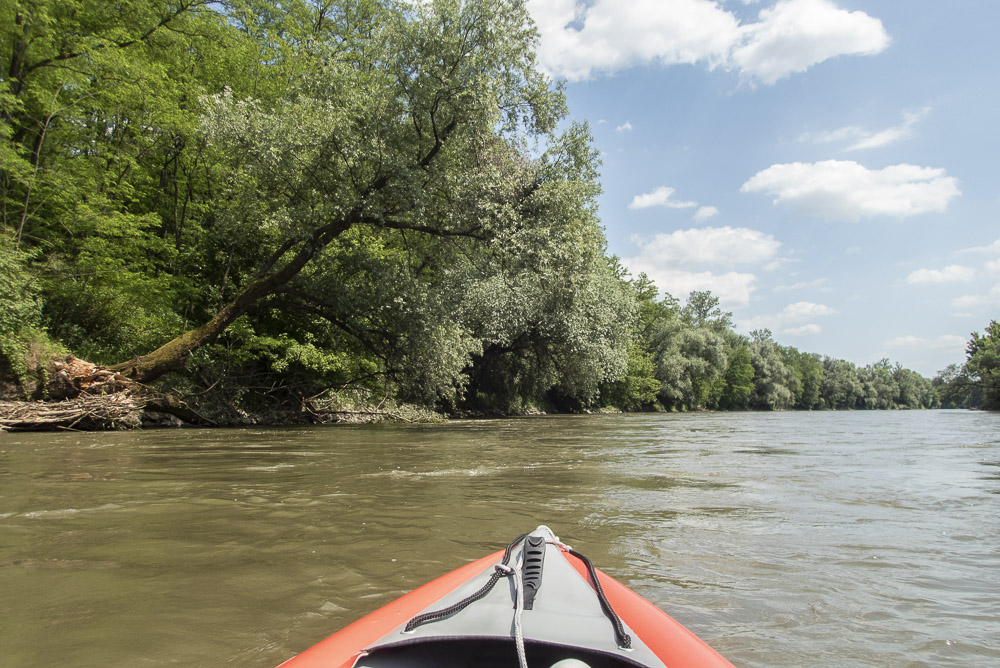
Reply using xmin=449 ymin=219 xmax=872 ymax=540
xmin=109 ymin=220 xmax=350 ymax=384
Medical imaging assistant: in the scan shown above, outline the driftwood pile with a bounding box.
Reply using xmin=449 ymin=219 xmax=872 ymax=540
xmin=0 ymin=355 xmax=215 ymax=431
xmin=0 ymin=393 xmax=144 ymax=431
xmin=48 ymin=356 xmax=133 ymax=400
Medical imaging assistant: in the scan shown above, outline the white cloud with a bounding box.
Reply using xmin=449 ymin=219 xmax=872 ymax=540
xmin=629 ymin=186 xmax=698 ymax=210
xmin=630 ymin=226 xmax=781 ymax=267
xmin=987 ymin=259 xmax=1000 ymax=276
xmin=694 ymin=205 xmax=720 ymax=221
xmin=958 ymin=238 xmax=1000 ymax=255
xmin=625 ymin=266 xmax=759 ymax=306
xmin=616 ymin=121 xmax=633 ymax=132
xmin=528 ymin=0 xmax=888 ymax=85
xmin=951 ymin=284 xmax=1000 ymax=311
xmin=884 ymin=334 xmax=967 ymax=352
xmin=783 ymin=324 xmax=822 ymax=336
xmin=529 ymin=0 xmax=737 ymax=81
xmin=740 ymin=160 xmax=961 ymax=221
xmin=782 ymin=301 xmax=836 ymax=320
xmin=624 ymin=225 xmax=783 ymax=306
xmin=847 ymin=108 xmax=930 ymax=151
xmin=731 ymin=0 xmax=890 ymax=85
xmin=906 ymin=265 xmax=976 ymax=285
xmin=801 ymin=107 xmax=930 ymax=151
xmin=741 ymin=300 xmax=836 ymax=332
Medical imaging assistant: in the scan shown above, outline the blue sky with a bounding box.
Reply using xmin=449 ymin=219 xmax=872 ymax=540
xmin=525 ymin=0 xmax=999 ymax=377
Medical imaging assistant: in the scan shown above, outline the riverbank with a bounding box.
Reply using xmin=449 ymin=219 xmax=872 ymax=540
xmin=0 ymin=392 xmax=448 ymax=431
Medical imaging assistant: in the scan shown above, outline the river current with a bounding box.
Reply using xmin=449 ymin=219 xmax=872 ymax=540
xmin=1 ymin=411 xmax=997 ymax=667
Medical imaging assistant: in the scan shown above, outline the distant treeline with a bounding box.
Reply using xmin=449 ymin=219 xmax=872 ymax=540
xmin=605 ymin=284 xmax=942 ymax=413
xmin=1 ymin=1 xmax=996 ymax=422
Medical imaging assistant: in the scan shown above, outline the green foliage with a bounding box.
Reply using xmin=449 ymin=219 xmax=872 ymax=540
xmin=0 ymin=233 xmax=45 ymax=391
xmin=682 ymin=290 xmax=733 ymax=332
xmin=933 ymin=363 xmax=980 ymax=408
xmin=601 ymin=343 xmax=661 ymax=411
xmin=0 ymin=232 xmax=40 ymax=336
xmin=784 ymin=348 xmax=822 ymax=409
xmin=748 ymin=335 xmax=796 ymax=410
xmin=0 ymin=0 xmax=945 ymax=418
xmin=819 ymin=358 xmax=863 ymax=409
xmin=718 ymin=345 xmax=754 ymax=410
xmin=649 ymin=307 xmax=728 ymax=410
xmin=965 ymin=320 xmax=1000 ymax=410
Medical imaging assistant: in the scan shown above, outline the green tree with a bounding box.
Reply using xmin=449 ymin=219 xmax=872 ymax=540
xmin=632 ymin=274 xmax=679 ymax=343
xmin=9 ymin=0 xmax=572 ymax=386
xmin=0 ymin=230 xmax=43 ymax=386
xmin=650 ymin=319 xmax=727 ymax=410
xmin=0 ymin=0 xmax=275 ymax=365
xmin=718 ymin=344 xmax=754 ymax=410
xmin=858 ymin=359 xmax=899 ymax=409
xmin=966 ymin=320 xmax=1000 ymax=409
xmin=933 ymin=363 xmax=979 ymax=408
xmin=783 ymin=347 xmax=822 ymax=409
xmin=748 ymin=330 xmax=796 ymax=410
xmin=682 ymin=290 xmax=733 ymax=332
xmin=819 ymin=357 xmax=863 ymax=409
xmin=600 ymin=343 xmax=661 ymax=411
xmin=892 ymin=364 xmax=936 ymax=408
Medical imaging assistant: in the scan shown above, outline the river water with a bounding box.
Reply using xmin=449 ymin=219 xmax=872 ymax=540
xmin=1 ymin=411 xmax=997 ymax=667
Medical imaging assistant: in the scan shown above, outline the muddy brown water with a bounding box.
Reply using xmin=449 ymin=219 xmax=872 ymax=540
xmin=1 ymin=411 xmax=998 ymax=667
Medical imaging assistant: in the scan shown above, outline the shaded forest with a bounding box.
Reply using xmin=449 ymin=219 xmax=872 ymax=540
xmin=1 ymin=0 xmax=995 ymax=427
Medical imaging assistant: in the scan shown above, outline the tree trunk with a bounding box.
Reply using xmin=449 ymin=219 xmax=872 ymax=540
xmin=109 ymin=219 xmax=350 ymax=383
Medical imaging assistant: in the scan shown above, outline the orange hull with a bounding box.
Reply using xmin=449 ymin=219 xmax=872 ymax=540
xmin=278 ymin=541 xmax=734 ymax=668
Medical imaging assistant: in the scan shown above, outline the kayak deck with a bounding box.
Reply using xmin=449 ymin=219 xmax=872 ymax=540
xmin=278 ymin=526 xmax=735 ymax=668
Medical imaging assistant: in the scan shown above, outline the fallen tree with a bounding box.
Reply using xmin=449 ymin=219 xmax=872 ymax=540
xmin=0 ymin=355 xmax=218 ymax=431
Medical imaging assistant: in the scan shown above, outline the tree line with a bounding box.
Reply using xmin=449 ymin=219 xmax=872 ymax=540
xmin=0 ymin=0 xmax=993 ymax=423
xmin=601 ymin=283 xmax=941 ymax=412
xmin=933 ymin=320 xmax=1000 ymax=410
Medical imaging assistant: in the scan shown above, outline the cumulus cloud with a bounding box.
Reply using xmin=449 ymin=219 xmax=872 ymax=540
xmin=694 ymin=205 xmax=720 ymax=221
xmin=884 ymin=334 xmax=967 ymax=351
xmin=623 ymin=226 xmax=782 ymax=306
xmin=781 ymin=301 xmax=836 ymax=320
xmin=528 ymin=0 xmax=888 ymax=85
xmin=801 ymin=107 xmax=930 ymax=151
xmin=631 ymin=226 xmax=781 ymax=267
xmin=951 ymin=284 xmax=1000 ymax=312
xmin=784 ymin=324 xmax=822 ymax=335
xmin=958 ymin=238 xmax=1000 ymax=255
xmin=629 ymin=186 xmax=698 ymax=210
xmin=616 ymin=121 xmax=633 ymax=132
xmin=741 ymin=300 xmax=836 ymax=334
xmin=740 ymin=160 xmax=961 ymax=221
xmin=906 ymin=265 xmax=976 ymax=285
xmin=731 ymin=0 xmax=890 ymax=85
xmin=630 ymin=267 xmax=759 ymax=306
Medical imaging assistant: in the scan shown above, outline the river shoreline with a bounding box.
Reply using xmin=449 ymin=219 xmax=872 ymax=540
xmin=2 ymin=392 xmax=958 ymax=433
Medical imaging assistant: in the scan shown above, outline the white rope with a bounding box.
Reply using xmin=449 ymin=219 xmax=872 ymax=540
xmin=511 ymin=550 xmax=528 ymax=668
xmin=498 ymin=553 xmax=529 ymax=668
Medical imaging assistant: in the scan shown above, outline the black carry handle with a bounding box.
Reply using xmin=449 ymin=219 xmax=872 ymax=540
xmin=520 ymin=534 xmax=546 ymax=610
